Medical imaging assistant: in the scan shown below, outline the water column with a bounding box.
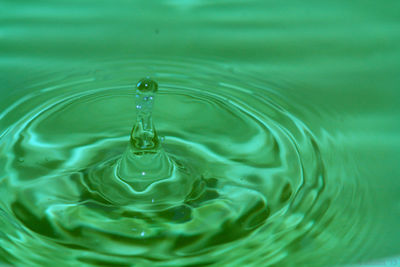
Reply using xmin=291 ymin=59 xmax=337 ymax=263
xmin=117 ymin=78 xmax=174 ymax=191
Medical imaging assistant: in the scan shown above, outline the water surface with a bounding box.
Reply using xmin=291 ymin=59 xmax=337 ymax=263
xmin=0 ymin=1 xmax=399 ymax=266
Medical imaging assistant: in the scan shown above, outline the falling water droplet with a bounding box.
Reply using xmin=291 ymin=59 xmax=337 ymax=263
xmin=131 ymin=78 xmax=159 ymax=152
xmin=116 ymin=78 xmax=174 ymax=191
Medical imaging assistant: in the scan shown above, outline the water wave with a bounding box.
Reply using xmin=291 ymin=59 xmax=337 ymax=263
xmin=0 ymin=59 xmax=372 ymax=266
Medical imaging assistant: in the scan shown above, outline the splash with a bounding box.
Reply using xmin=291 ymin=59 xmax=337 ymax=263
xmin=117 ymin=78 xmax=175 ymax=191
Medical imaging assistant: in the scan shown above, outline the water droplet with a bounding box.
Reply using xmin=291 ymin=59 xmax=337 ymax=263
xmin=130 ymin=78 xmax=159 ymax=151
xmin=117 ymin=78 xmax=175 ymax=191
xmin=136 ymin=78 xmax=158 ymax=93
xmin=140 ymin=231 xmax=145 ymax=237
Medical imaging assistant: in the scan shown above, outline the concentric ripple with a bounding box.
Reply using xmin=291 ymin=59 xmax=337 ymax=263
xmin=0 ymin=59 xmax=370 ymax=266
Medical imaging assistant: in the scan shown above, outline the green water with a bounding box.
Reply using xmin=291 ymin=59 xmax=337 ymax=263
xmin=1 ymin=1 xmax=400 ymax=267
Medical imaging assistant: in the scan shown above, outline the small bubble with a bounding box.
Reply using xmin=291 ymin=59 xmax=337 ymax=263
xmin=141 ymin=172 xmax=146 ymax=176
xmin=136 ymin=105 xmax=142 ymax=109
xmin=151 ymin=199 xmax=155 ymax=203
xmin=140 ymin=231 xmax=145 ymax=237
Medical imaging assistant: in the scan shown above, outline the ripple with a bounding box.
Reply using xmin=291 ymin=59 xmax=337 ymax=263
xmin=0 ymin=58 xmax=370 ymax=266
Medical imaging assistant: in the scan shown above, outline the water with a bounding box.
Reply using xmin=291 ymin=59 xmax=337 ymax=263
xmin=1 ymin=1 xmax=400 ymax=267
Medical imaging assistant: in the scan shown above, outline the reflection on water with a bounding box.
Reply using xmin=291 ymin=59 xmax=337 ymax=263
xmin=0 ymin=1 xmax=399 ymax=266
